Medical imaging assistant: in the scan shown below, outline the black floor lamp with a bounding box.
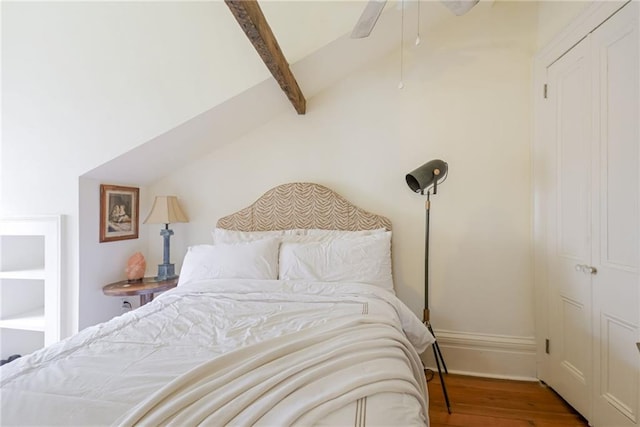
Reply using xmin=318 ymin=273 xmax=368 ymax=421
xmin=406 ymin=159 xmax=451 ymax=414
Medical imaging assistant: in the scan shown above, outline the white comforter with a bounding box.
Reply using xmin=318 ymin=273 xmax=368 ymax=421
xmin=1 ymin=280 xmax=434 ymax=426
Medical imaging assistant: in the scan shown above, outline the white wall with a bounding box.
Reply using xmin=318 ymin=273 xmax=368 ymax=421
xmin=536 ymin=1 xmax=591 ymax=49
xmin=149 ymin=1 xmax=539 ymax=378
xmin=77 ymin=178 xmax=154 ymax=327
xmin=0 ymin=1 xmax=271 ymax=333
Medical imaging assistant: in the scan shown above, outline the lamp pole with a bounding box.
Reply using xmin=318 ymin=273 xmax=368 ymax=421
xmin=157 ymin=223 xmax=175 ymax=280
xmin=414 ymin=165 xmax=451 ymax=414
xmin=423 ymin=190 xmax=431 ymax=323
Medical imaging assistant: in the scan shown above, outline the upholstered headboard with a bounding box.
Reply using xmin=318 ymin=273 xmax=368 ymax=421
xmin=216 ymin=182 xmax=391 ymax=232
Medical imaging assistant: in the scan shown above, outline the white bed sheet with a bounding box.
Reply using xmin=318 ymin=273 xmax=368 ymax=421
xmin=0 ymin=280 xmax=434 ymax=426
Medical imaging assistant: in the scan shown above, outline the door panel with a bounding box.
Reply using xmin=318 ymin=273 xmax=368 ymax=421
xmin=561 ymin=296 xmax=588 ymax=383
xmin=600 ymin=314 xmax=638 ymax=421
xmin=546 ymin=35 xmax=592 ymax=419
xmin=591 ymin=3 xmax=640 ymax=426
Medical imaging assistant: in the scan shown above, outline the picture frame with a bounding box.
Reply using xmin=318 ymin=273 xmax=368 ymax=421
xmin=100 ymin=184 xmax=139 ymax=243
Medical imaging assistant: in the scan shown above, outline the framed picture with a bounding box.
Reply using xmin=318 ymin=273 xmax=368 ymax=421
xmin=100 ymin=184 xmax=139 ymax=243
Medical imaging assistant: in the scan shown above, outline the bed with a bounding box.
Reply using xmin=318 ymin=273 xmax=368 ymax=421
xmin=0 ymin=182 xmax=434 ymax=426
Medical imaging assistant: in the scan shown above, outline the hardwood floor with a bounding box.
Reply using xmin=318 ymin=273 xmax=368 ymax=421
xmin=427 ymin=374 xmax=588 ymax=426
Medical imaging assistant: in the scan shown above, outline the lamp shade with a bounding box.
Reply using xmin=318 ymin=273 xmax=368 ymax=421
xmin=406 ymin=159 xmax=448 ymax=193
xmin=143 ymin=196 xmax=189 ymax=225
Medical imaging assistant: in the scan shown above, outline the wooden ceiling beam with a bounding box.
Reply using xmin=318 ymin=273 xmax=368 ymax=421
xmin=225 ymin=0 xmax=306 ymax=115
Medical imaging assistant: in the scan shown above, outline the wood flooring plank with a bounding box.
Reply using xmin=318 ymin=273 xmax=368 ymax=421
xmin=427 ymin=374 xmax=588 ymax=427
xmin=429 ymin=412 xmax=533 ymax=427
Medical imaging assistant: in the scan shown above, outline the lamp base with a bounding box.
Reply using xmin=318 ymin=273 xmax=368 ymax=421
xmin=156 ymin=263 xmax=177 ymax=281
xmin=424 ymin=319 xmax=451 ymax=414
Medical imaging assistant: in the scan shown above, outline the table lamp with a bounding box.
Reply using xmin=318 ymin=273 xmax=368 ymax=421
xmin=144 ymin=196 xmax=189 ymax=280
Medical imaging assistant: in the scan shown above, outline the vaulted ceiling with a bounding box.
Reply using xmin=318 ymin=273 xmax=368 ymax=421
xmin=82 ymin=0 xmax=463 ymax=184
xmin=228 ymin=0 xmax=460 ymax=114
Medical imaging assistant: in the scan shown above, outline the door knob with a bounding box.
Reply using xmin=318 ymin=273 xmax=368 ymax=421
xmin=575 ymin=264 xmax=597 ymax=275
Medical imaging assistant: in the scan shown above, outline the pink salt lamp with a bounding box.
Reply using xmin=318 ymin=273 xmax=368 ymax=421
xmin=126 ymin=252 xmax=146 ymax=282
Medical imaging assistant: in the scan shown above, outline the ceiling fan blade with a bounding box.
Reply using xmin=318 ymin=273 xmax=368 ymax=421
xmin=350 ymin=0 xmax=387 ymax=39
xmin=441 ymin=0 xmax=479 ymax=16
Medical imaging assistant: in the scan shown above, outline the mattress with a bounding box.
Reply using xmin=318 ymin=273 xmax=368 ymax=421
xmin=0 ymin=279 xmax=433 ymax=426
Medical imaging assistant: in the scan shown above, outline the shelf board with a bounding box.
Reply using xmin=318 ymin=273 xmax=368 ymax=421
xmin=0 ymin=307 xmax=45 ymax=332
xmin=0 ymin=269 xmax=45 ymax=280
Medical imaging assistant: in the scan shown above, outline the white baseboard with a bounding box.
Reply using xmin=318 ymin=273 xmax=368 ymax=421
xmin=421 ymin=329 xmax=538 ymax=381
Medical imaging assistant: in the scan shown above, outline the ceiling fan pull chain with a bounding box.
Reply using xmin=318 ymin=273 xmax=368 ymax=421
xmin=415 ymin=0 xmax=421 ymax=46
xmin=398 ymin=0 xmax=405 ymax=89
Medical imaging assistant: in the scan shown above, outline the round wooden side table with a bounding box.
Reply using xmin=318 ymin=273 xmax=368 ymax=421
xmin=102 ymin=276 xmax=178 ymax=306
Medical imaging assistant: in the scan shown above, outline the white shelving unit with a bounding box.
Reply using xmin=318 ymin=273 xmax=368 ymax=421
xmin=0 ymin=269 xmax=46 ymax=280
xmin=0 ymin=216 xmax=62 ymax=358
xmin=0 ymin=307 xmax=46 ymax=331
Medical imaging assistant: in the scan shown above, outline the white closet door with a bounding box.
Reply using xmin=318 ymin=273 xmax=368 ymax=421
xmin=546 ymin=35 xmax=593 ymax=419
xmin=590 ymin=3 xmax=639 ymax=425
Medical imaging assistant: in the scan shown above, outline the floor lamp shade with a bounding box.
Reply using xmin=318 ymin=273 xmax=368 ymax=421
xmin=144 ymin=196 xmax=189 ymax=280
xmin=406 ymin=159 xmax=448 ymax=194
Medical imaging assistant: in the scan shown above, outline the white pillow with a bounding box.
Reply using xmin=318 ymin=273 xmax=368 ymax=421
xmin=212 ymin=228 xmax=306 ymax=244
xmin=279 ymin=231 xmax=393 ymax=291
xmin=178 ymin=238 xmax=279 ymax=285
xmin=282 ymin=228 xmax=388 ymax=243
xmin=304 ymin=228 xmax=387 ymax=238
xmin=213 ymin=227 xmax=387 ymax=245
xmin=212 ymin=228 xmax=285 ymax=244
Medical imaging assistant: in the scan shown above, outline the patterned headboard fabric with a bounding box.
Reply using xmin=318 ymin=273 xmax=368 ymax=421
xmin=216 ymin=182 xmax=391 ymax=232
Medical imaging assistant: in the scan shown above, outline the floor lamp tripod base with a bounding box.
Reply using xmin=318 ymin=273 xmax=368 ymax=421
xmin=424 ymin=310 xmax=451 ymax=414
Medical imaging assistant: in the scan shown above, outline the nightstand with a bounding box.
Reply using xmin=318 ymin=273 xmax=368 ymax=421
xmin=102 ymin=277 xmax=178 ymax=306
